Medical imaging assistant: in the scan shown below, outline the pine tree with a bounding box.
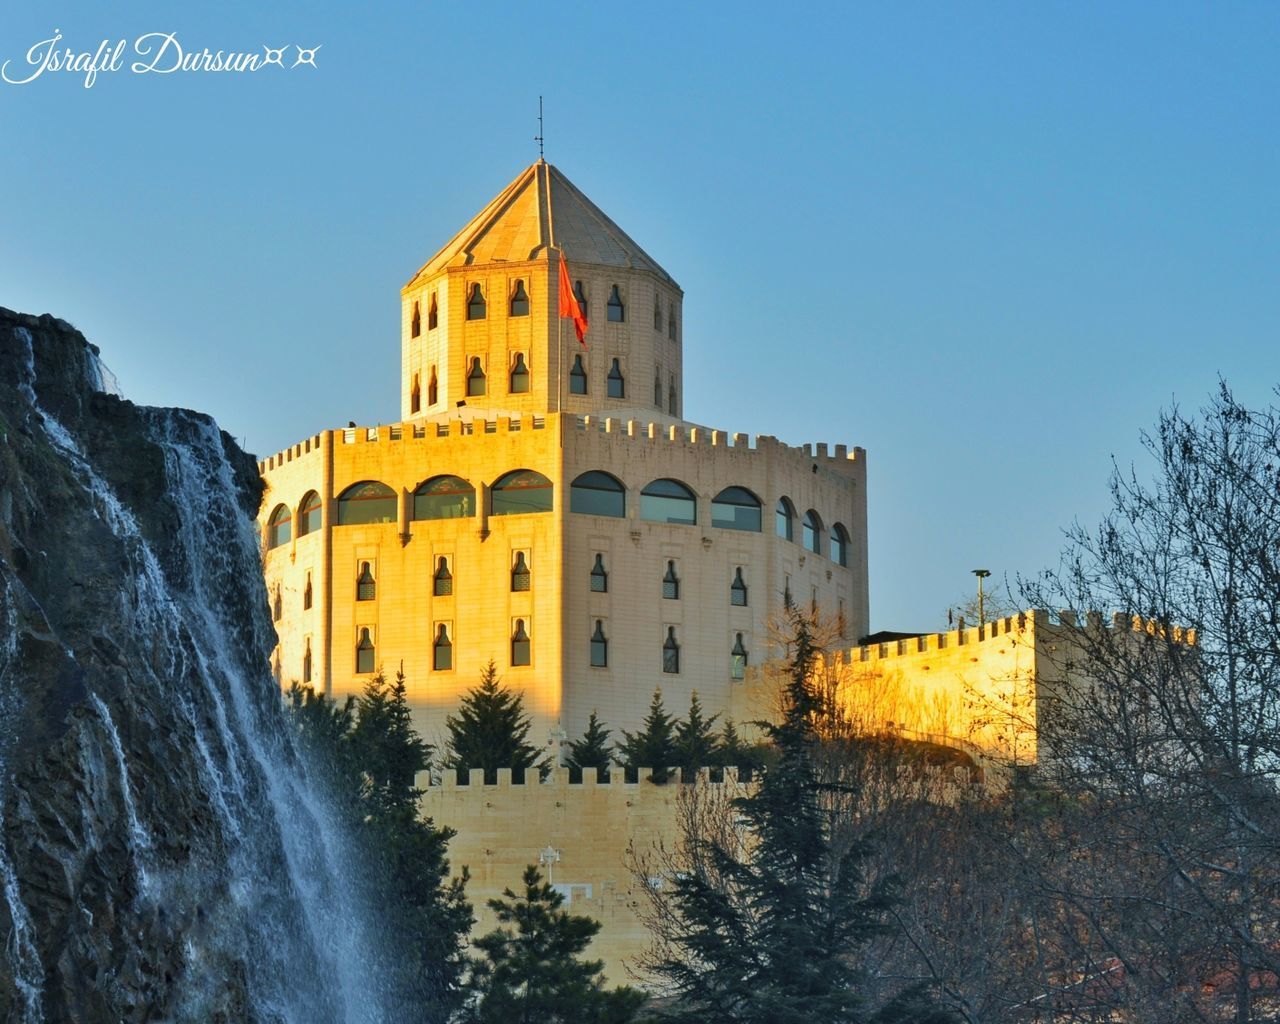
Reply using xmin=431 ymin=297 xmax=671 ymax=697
xmin=673 ymin=691 xmax=720 ymax=781
xmin=615 ymin=687 xmax=678 ymax=784
xmin=460 ymin=865 xmax=645 ymax=1024
xmin=566 ymin=710 xmax=614 ymax=783
xmin=352 ymin=666 xmax=432 ymax=816
xmin=643 ymin=607 xmax=954 ymax=1023
xmin=714 ymin=718 xmax=768 ymax=779
xmin=445 ymin=659 xmax=547 ymax=783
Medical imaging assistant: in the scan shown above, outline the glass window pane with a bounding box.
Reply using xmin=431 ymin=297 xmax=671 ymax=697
xmin=492 ymin=470 xmax=553 ymax=515
xmin=414 ymin=476 xmax=476 ymax=520
xmin=337 ymin=482 xmax=397 ymax=525
xmin=571 ymin=472 xmax=625 ymax=517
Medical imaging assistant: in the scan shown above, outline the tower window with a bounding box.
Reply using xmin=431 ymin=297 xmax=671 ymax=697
xmin=511 ymin=618 xmax=531 ymax=667
xmin=298 ymin=491 xmax=322 ymax=537
xmin=590 ymin=620 xmax=608 ymax=667
xmin=272 ymin=585 xmax=282 ymax=622
xmin=267 ymin=504 xmax=292 ymax=549
xmin=569 ymin=354 xmax=587 ymax=395
xmin=428 ymin=367 xmax=438 ymax=406
xmin=303 ymin=572 xmax=313 ymax=610
xmin=433 ymin=624 xmax=452 ymax=671
xmin=574 ymin=280 xmax=589 ymax=318
xmin=668 ymin=377 xmax=677 ymax=416
xmin=654 ymin=369 xmax=662 ymax=408
xmin=467 ymin=357 xmax=486 ymax=397
xmin=640 ymin=478 xmax=697 ymax=525
xmin=712 ymin=487 xmax=763 ymax=533
xmin=411 ymin=372 xmax=421 ymax=414
xmin=668 ymin=305 xmax=677 ymax=341
xmin=337 ymin=481 xmax=396 ymax=526
xmin=731 ymin=633 xmax=748 ymax=680
xmin=776 ymin=497 xmax=795 ymax=541
xmin=571 ymin=471 xmax=625 ymax=518
xmin=607 ymin=285 xmax=625 ymax=322
xmin=663 ymin=626 xmax=680 ymax=674
xmin=509 ymin=353 xmax=530 ymax=394
xmin=511 ymin=551 xmax=531 ymax=592
xmin=356 ymin=627 xmax=375 ymax=674
xmin=467 ymin=283 xmax=486 ymax=320
xmin=491 ymin=469 xmax=553 ymax=515
xmin=428 ymin=293 xmax=438 ymax=331
xmin=654 ymin=298 xmax=662 ymax=330
xmin=803 ymin=510 xmax=823 ymax=555
xmin=433 ymin=556 xmax=453 ymax=596
xmin=731 ymin=567 xmax=748 ymax=607
xmin=831 ymin=523 xmax=850 ymax=567
xmin=411 ymin=301 xmax=421 ymax=338
xmin=590 ymin=553 xmax=608 ymax=592
xmin=303 ymin=638 xmax=312 ymax=684
xmin=510 ymin=279 xmax=530 ymax=317
xmin=607 ymin=359 xmax=625 ymax=399
xmin=662 ymin=560 xmax=680 ymax=600
xmin=415 ymin=475 xmax=475 ymax=520
xmin=356 ymin=561 xmax=376 ymax=601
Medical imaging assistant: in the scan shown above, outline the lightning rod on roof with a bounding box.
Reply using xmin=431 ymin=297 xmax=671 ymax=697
xmin=535 ymin=96 xmax=545 ymax=161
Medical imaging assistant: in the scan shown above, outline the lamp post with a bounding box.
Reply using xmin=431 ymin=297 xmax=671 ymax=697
xmin=539 ymin=844 xmax=561 ymax=885
xmin=971 ymin=569 xmax=991 ymax=624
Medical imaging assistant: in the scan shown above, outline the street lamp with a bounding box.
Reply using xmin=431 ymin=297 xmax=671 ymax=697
xmin=971 ymin=569 xmax=991 ymax=623
xmin=539 ymin=845 xmax=561 ymax=884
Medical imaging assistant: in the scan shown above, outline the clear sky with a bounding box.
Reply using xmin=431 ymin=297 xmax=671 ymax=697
xmin=2 ymin=2 xmax=1277 ymax=630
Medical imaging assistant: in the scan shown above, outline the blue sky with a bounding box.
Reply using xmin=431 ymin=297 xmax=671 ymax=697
xmin=2 ymin=2 xmax=1277 ymax=630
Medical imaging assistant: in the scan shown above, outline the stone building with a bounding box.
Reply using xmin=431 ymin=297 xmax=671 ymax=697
xmin=257 ymin=160 xmax=868 ymax=751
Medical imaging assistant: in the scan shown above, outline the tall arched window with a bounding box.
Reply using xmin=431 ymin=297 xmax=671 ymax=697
xmin=570 ymin=471 xmax=625 ymax=517
xmin=411 ymin=301 xmax=421 ymax=338
xmin=466 ymin=357 xmax=486 ymax=397
xmin=428 ymin=293 xmax=438 ymax=331
xmin=337 ymin=481 xmax=396 ymax=525
xmin=433 ymin=556 xmax=453 ymax=596
xmin=668 ymin=307 xmax=677 ymax=340
xmin=607 ymin=285 xmax=625 ymax=322
xmin=654 ymin=369 xmax=663 ymax=407
xmin=428 ymin=366 xmax=438 ymax=406
xmin=414 ymin=475 xmax=475 ymax=520
xmin=569 ymin=354 xmax=587 ymax=395
xmin=641 ymin=478 xmax=696 ymax=525
xmin=511 ymin=619 xmax=531 ymax=666
xmin=466 ymin=283 xmax=486 ymax=320
xmin=607 ymin=359 xmax=625 ymax=399
xmin=668 ymin=378 xmax=677 ymax=416
xmin=509 ymin=353 xmax=530 ymax=394
xmin=267 ymin=504 xmax=291 ymax=549
xmin=775 ymin=497 xmax=795 ymax=541
xmin=303 ymin=572 xmax=313 ymax=610
xmin=662 ymin=560 xmax=680 ymax=600
xmin=590 ymin=553 xmax=608 ymax=593
xmin=574 ymin=280 xmax=589 ymax=317
xmin=511 ymin=552 xmax=531 ymax=592
xmin=411 ymin=372 xmax=421 ymax=414
xmin=803 ymin=510 xmax=823 ymax=555
xmin=272 ymin=585 xmax=282 ymax=622
xmin=356 ymin=627 xmax=375 ymax=674
xmin=590 ymin=620 xmax=608 ymax=667
xmin=433 ymin=624 xmax=452 ymax=671
xmin=662 ymin=627 xmax=680 ymax=674
xmin=509 ymin=279 xmax=529 ymax=317
xmin=491 ymin=469 xmax=553 ymax=515
xmin=302 ymin=638 xmax=312 ymax=684
xmin=731 ymin=633 xmax=748 ymax=680
xmin=830 ymin=523 xmax=850 ymax=567
xmin=730 ymin=567 xmax=748 ymax=606
xmin=654 ymin=298 xmax=662 ymax=330
xmin=711 ymin=486 xmax=762 ymax=532
xmin=356 ymin=561 xmax=376 ymax=601
xmin=298 ymin=491 xmax=322 ymax=536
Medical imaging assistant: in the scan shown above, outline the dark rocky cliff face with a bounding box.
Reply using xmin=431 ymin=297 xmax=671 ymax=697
xmin=0 ymin=308 xmax=388 ymax=1023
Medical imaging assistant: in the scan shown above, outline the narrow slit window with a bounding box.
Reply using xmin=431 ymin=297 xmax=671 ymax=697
xmin=607 ymin=285 xmax=625 ymax=322
xmin=356 ymin=627 xmax=375 ymax=674
xmin=433 ymin=556 xmax=453 ymax=596
xmin=356 ymin=561 xmax=376 ymax=601
xmin=433 ymin=624 xmax=452 ymax=671
xmin=607 ymin=359 xmax=625 ymax=399
xmin=590 ymin=620 xmax=608 ymax=667
xmin=574 ymin=280 xmax=589 ymax=318
xmin=428 ymin=367 xmax=438 ymax=406
xmin=272 ymin=586 xmax=282 ymax=622
xmin=510 ymin=279 xmax=530 ymax=317
xmin=411 ymin=372 xmax=421 ymax=414
xmin=654 ymin=370 xmax=662 ymax=408
xmin=590 ymin=553 xmax=608 ymax=593
xmin=303 ymin=638 xmax=312 ymax=684
xmin=730 ymin=567 xmax=748 ymax=606
xmin=511 ymin=552 xmax=531 ymax=592
xmin=731 ymin=633 xmax=748 ymax=680
xmin=668 ymin=306 xmax=677 ymax=340
xmin=303 ymin=572 xmax=313 ymax=610
xmin=428 ymin=293 xmax=438 ymax=330
xmin=569 ymin=354 xmax=587 ymax=395
xmin=668 ymin=377 xmax=677 ymax=416
xmin=466 ymin=283 xmax=486 ymax=320
xmin=509 ymin=353 xmax=530 ymax=394
xmin=662 ymin=560 xmax=680 ymax=600
xmin=662 ymin=626 xmax=680 ymax=674
xmin=411 ymin=301 xmax=421 ymax=338
xmin=467 ymin=357 xmax=486 ymax=397
xmin=654 ymin=298 xmax=662 ymax=330
xmin=511 ymin=619 xmax=531 ymax=666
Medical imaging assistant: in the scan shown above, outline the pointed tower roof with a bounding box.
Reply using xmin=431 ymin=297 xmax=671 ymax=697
xmin=405 ymin=161 xmax=677 ymax=289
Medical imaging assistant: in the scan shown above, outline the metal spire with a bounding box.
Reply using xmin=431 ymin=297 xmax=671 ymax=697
xmin=534 ymin=96 xmax=545 ymax=161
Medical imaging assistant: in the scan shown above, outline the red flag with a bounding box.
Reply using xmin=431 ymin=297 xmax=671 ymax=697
xmin=557 ymin=252 xmax=589 ymax=346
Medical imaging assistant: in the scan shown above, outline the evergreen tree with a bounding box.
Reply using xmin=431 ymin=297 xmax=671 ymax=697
xmin=352 ymin=665 xmax=432 ymax=816
xmin=566 ymin=710 xmax=614 ymax=783
xmin=445 ymin=659 xmax=547 ymax=783
xmin=643 ymin=608 xmax=954 ymax=1023
xmin=460 ymin=865 xmax=646 ymax=1024
xmin=713 ymin=718 xmax=768 ymax=779
xmin=615 ymin=687 xmax=678 ymax=784
xmin=673 ymin=691 xmax=720 ymax=781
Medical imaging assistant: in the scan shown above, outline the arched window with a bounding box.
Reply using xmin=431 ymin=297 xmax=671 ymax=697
xmin=607 ymin=285 xmax=625 ymax=322
xmin=356 ymin=628 xmax=375 ymax=674
xmin=830 ymin=523 xmax=850 ymax=567
xmin=731 ymin=567 xmax=748 ymax=607
xmin=509 ymin=353 xmax=530 ymax=394
xmin=272 ymin=585 xmax=282 ymax=622
xmin=511 ymin=552 xmax=531 ymax=592
xmin=491 ymin=469 xmax=553 ymax=515
xmin=428 ymin=293 xmax=438 ymax=331
xmin=590 ymin=553 xmax=608 ymax=593
xmin=662 ymin=560 xmax=680 ymax=600
xmin=668 ymin=306 xmax=677 ymax=340
xmin=467 ymin=357 xmax=486 ymax=397
xmin=711 ymin=486 xmax=762 ymax=532
xmin=641 ymin=478 xmax=696 ymax=525
xmin=569 ymin=354 xmax=587 ymax=395
xmin=337 ymin=481 xmax=396 ymax=525
xmin=574 ymin=280 xmax=589 ymax=317
xmin=298 ymin=491 xmax=322 ymax=536
xmin=428 ymin=366 xmax=438 ymax=406
xmin=570 ymin=470 xmax=625 ymax=518
xmin=433 ymin=556 xmax=453 ymax=596
xmin=803 ymin=510 xmax=823 ymax=555
xmin=654 ymin=298 xmax=662 ymax=330
xmin=433 ymin=624 xmax=452 ymax=671
xmin=466 ymin=283 xmax=486 ymax=320
xmin=663 ymin=627 xmax=680 ymax=674
xmin=607 ymin=359 xmax=625 ymax=399
xmin=731 ymin=633 xmax=748 ymax=680
xmin=356 ymin=561 xmax=375 ymax=601
xmin=590 ymin=620 xmax=608 ymax=667
xmin=414 ymin=475 xmax=475 ymax=520
xmin=775 ymin=497 xmax=795 ymax=541
xmin=267 ymin=504 xmax=292 ymax=549
xmin=411 ymin=301 xmax=421 ymax=338
xmin=668 ymin=378 xmax=677 ymax=416
xmin=302 ymin=638 xmax=312 ymax=684
xmin=303 ymin=572 xmax=313 ymax=610
xmin=510 ymin=279 xmax=529 ymax=317
xmin=654 ymin=369 xmax=662 ymax=407
xmin=411 ymin=372 xmax=421 ymax=414
xmin=511 ymin=619 xmax=531 ymax=666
